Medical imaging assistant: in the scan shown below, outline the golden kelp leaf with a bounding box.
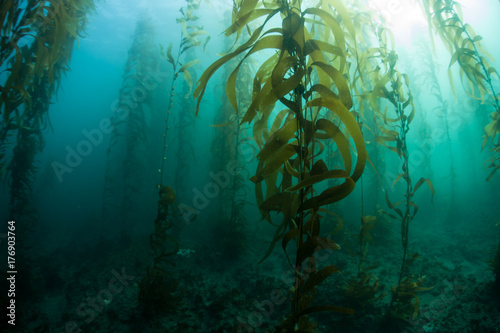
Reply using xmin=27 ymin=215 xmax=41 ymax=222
xmin=202 ymin=35 xmax=210 ymax=51
xmin=370 ymin=72 xmax=393 ymax=113
xmin=282 ymin=227 xmax=299 ymax=253
xmin=305 ymin=83 xmax=338 ymax=100
xmin=225 ymin=9 xmax=279 ymax=48
xmin=243 ymin=76 xmax=274 ymax=123
xmin=329 ymin=0 xmax=356 ymax=40
xmin=183 ymin=69 xmax=194 ymax=96
xmin=260 ymin=191 xmax=294 ymax=212
xmin=310 ymin=159 xmax=329 ymax=176
xmin=225 ymin=34 xmax=284 ymax=117
xmin=316 ymin=118 xmax=352 ymax=172
xmin=311 ymin=61 xmax=352 ymax=109
xmin=234 ymin=0 xmax=260 ymax=21
xmin=256 ymin=143 xmax=297 ymax=179
xmin=286 ymin=169 xmax=349 ymax=192
xmin=303 ymin=8 xmax=346 ymax=61
xmin=269 ymin=56 xmax=302 ymax=104
xmin=194 ymin=20 xmax=279 ymax=115
xmin=226 ymin=66 xmax=240 ymax=112
xmin=160 ymin=43 xmax=175 ymax=67
xmin=257 ymin=117 xmax=298 ymax=161
xmin=486 ymin=164 xmax=500 ymax=182
xmin=307 ymin=97 xmax=366 ymax=181
xmin=188 ymin=30 xmax=209 ymax=39
xmin=252 ymin=104 xmax=275 ymax=148
xmin=195 ymin=50 xmax=247 ymax=115
xmin=224 ymin=8 xmax=276 ymax=36
xmin=285 ymin=160 xmax=301 ymax=178
xmin=410 ymin=201 xmax=419 ymax=220
xmin=392 ymin=173 xmax=405 ymax=187
xmin=484 ymin=112 xmax=500 ymax=141
xmin=178 ymin=59 xmax=200 ymax=73
xmin=318 ymin=208 xmax=343 ymax=234
xmin=258 ymin=212 xmax=293 ymax=263
xmin=270 ymin=108 xmax=291 ymax=134
xmin=176 ymin=17 xmax=190 ymax=41
xmin=385 ymin=191 xmax=403 ymax=218
xmin=301 ymin=178 xmax=355 ymax=210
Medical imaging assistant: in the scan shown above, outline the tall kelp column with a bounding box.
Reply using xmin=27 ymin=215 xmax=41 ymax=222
xmin=418 ymin=0 xmax=500 ymax=180
xmin=1 ymin=0 xmax=96 ymax=235
xmin=101 ymin=17 xmax=162 ymax=240
xmin=195 ymin=0 xmax=367 ymax=330
xmin=138 ymin=0 xmax=208 ymax=317
xmin=0 ymin=0 xmax=95 ymax=329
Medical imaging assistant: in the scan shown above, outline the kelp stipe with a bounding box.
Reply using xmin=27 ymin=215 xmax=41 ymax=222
xmin=360 ymin=25 xmax=434 ymax=320
xmin=195 ymin=0 xmax=367 ymax=330
xmin=138 ymin=0 xmax=206 ymax=316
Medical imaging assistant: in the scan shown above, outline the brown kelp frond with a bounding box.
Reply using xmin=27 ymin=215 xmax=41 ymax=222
xmin=139 ymin=0 xmax=205 ymax=316
xmin=418 ymin=0 xmax=500 ymax=179
xmin=344 ymin=271 xmax=386 ymax=309
xmin=390 ymin=275 xmax=433 ymax=320
xmin=1 ymin=1 xmax=96 ymax=238
xmin=195 ymin=0 xmax=366 ymax=329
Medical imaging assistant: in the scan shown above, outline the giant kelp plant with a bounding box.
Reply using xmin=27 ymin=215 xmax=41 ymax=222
xmin=195 ymin=0 xmax=368 ymax=329
xmin=418 ymin=0 xmax=500 ymax=181
xmin=193 ymin=0 xmax=496 ymax=330
xmin=101 ymin=17 xmax=162 ymax=240
xmin=1 ymin=0 xmax=96 ymax=234
xmin=138 ymin=0 xmax=208 ymax=316
xmin=0 ymin=0 xmax=96 ymax=330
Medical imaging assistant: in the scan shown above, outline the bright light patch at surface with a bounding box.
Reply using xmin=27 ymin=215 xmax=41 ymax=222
xmin=368 ymin=0 xmax=427 ymax=46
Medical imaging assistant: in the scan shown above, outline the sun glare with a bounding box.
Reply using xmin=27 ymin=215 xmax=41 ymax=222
xmin=368 ymin=0 xmax=428 ymax=46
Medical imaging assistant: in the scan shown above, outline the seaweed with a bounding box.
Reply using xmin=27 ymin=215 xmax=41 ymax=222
xmin=139 ymin=0 xmax=206 ymax=316
xmin=353 ymin=22 xmax=435 ymax=321
xmin=101 ymin=17 xmax=161 ymax=238
xmin=1 ymin=0 xmax=95 ymax=226
xmin=343 ymin=214 xmax=386 ymax=310
xmin=195 ymin=0 xmax=368 ymax=330
xmin=389 ymin=272 xmax=433 ymax=321
xmin=418 ymin=0 xmax=500 ymax=180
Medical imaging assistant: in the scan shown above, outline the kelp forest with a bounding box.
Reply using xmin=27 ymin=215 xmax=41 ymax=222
xmin=0 ymin=0 xmax=499 ymax=332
